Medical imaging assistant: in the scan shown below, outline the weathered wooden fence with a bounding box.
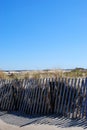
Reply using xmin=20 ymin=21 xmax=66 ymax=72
xmin=0 ymin=78 xmax=87 ymax=119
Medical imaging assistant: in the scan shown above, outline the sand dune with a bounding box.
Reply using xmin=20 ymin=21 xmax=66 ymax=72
xmin=0 ymin=119 xmax=84 ymax=130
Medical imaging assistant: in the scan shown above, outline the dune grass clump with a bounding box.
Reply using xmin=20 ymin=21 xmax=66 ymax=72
xmin=0 ymin=70 xmax=6 ymax=79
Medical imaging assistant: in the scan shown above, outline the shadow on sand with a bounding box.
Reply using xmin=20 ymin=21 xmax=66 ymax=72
xmin=0 ymin=111 xmax=87 ymax=129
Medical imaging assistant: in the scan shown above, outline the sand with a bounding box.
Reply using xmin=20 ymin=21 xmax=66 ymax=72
xmin=0 ymin=119 xmax=84 ymax=130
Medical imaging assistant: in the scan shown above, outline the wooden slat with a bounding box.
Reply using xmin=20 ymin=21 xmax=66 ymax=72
xmin=76 ymin=79 xmax=82 ymax=119
xmin=39 ymin=78 xmax=44 ymax=114
xmin=85 ymin=78 xmax=87 ymax=119
xmin=41 ymin=79 xmax=46 ymax=114
xmin=32 ymin=86 xmax=37 ymax=114
xmin=34 ymin=87 xmax=40 ymax=114
xmin=70 ymin=78 xmax=77 ymax=118
xmin=63 ymin=78 xmax=70 ymax=116
xmin=34 ymin=86 xmax=39 ymax=114
xmin=83 ymin=78 xmax=86 ymax=118
xmin=55 ymin=78 xmax=60 ymax=114
xmin=65 ymin=78 xmax=72 ymax=117
xmin=60 ymin=78 xmax=66 ymax=114
xmin=73 ymin=79 xmax=80 ymax=118
xmin=57 ymin=78 xmax=62 ymax=114
xmin=26 ymin=83 xmax=31 ymax=114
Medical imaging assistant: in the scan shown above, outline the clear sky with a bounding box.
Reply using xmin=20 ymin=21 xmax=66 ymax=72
xmin=0 ymin=0 xmax=87 ymax=70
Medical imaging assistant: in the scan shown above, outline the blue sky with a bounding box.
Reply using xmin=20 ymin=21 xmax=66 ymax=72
xmin=0 ymin=0 xmax=87 ymax=70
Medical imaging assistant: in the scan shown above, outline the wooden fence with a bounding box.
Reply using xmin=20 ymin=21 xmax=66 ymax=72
xmin=0 ymin=78 xmax=87 ymax=119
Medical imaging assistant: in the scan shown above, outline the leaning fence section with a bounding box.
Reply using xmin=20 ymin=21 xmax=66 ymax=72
xmin=0 ymin=78 xmax=87 ymax=119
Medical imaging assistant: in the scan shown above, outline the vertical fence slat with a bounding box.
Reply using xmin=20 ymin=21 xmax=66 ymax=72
xmin=73 ymin=79 xmax=79 ymax=118
xmin=55 ymin=78 xmax=60 ymax=114
xmin=63 ymin=78 xmax=70 ymax=116
xmin=70 ymin=78 xmax=76 ymax=118
xmin=57 ymin=78 xmax=64 ymax=114
xmin=60 ymin=78 xmax=66 ymax=114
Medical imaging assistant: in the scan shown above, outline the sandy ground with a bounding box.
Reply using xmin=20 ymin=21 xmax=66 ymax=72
xmin=0 ymin=119 xmax=84 ymax=130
